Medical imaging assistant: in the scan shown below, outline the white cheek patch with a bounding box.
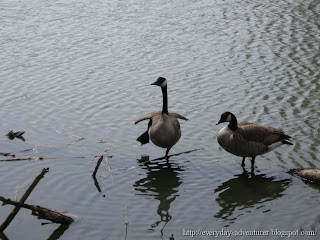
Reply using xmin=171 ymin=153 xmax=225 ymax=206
xmin=226 ymin=114 xmax=232 ymax=122
xmin=160 ymin=80 xmax=167 ymax=87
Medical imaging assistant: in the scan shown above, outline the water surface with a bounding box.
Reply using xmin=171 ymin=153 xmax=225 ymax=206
xmin=0 ymin=0 xmax=319 ymax=239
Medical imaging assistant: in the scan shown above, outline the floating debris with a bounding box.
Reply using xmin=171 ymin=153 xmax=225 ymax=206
xmin=71 ymin=137 xmax=86 ymax=144
xmin=0 ymin=152 xmax=15 ymax=158
xmin=288 ymin=168 xmax=320 ymax=184
xmin=6 ymin=131 xmax=25 ymax=141
xmin=0 ymin=168 xmax=77 ymax=233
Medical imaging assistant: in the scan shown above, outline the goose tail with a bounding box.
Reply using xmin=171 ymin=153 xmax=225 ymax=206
xmin=282 ymin=139 xmax=293 ymax=145
xmin=137 ymin=131 xmax=149 ymax=145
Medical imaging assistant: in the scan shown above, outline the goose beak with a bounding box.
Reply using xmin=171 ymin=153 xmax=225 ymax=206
xmin=151 ymin=81 xmax=159 ymax=86
xmin=216 ymin=120 xmax=222 ymax=125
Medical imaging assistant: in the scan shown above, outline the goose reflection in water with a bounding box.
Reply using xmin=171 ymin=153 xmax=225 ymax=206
xmin=214 ymin=170 xmax=291 ymax=223
xmin=134 ymin=156 xmax=184 ymax=236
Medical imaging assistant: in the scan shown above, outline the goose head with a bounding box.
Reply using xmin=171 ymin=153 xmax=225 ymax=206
xmin=151 ymin=77 xmax=167 ymax=88
xmin=216 ymin=112 xmax=234 ymax=125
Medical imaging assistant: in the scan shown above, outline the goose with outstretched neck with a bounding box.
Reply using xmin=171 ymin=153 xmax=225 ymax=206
xmin=135 ymin=77 xmax=188 ymax=157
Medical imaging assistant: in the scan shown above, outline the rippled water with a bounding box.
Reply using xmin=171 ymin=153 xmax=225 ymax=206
xmin=0 ymin=0 xmax=319 ymax=239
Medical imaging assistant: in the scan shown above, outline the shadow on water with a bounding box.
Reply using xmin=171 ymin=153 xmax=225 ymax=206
xmin=214 ymin=170 xmax=291 ymax=223
xmin=133 ymin=156 xmax=184 ymax=238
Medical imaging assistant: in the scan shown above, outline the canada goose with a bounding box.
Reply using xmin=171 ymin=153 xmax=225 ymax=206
xmin=135 ymin=77 xmax=188 ymax=156
xmin=216 ymin=112 xmax=293 ymax=171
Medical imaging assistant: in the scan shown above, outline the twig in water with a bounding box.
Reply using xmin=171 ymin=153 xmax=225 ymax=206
xmin=14 ymin=184 xmax=21 ymax=201
xmin=70 ymin=138 xmax=86 ymax=145
xmin=92 ymin=176 xmax=102 ymax=193
xmin=92 ymin=155 xmax=104 ymax=178
xmin=0 ymin=157 xmax=43 ymax=162
xmin=0 ymin=168 xmax=49 ymax=232
xmin=105 ymin=155 xmax=112 ymax=177
xmin=122 ymin=205 xmax=129 ymax=240
xmin=0 ymin=232 xmax=9 ymax=240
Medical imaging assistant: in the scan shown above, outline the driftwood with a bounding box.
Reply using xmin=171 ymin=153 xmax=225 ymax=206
xmin=0 ymin=197 xmax=74 ymax=224
xmin=0 ymin=168 xmax=49 ymax=232
xmin=0 ymin=232 xmax=9 ymax=240
xmin=0 ymin=157 xmax=43 ymax=162
xmin=0 ymin=156 xmax=87 ymax=162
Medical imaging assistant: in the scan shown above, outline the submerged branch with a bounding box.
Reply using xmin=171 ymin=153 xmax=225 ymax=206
xmin=0 ymin=232 xmax=9 ymax=240
xmin=0 ymin=197 xmax=75 ymax=224
xmin=92 ymin=155 xmax=104 ymax=178
xmin=0 ymin=168 xmax=49 ymax=232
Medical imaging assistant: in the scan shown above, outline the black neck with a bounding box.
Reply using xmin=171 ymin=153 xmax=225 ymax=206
xmin=228 ymin=114 xmax=238 ymax=131
xmin=161 ymin=86 xmax=168 ymax=114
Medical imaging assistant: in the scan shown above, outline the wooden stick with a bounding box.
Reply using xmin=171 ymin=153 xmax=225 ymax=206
xmin=123 ymin=205 xmax=128 ymax=240
xmin=0 ymin=197 xmax=74 ymax=224
xmin=0 ymin=157 xmax=43 ymax=162
xmin=0 ymin=168 xmax=49 ymax=232
xmin=92 ymin=155 xmax=104 ymax=178
xmin=92 ymin=176 xmax=102 ymax=193
xmin=0 ymin=232 xmax=9 ymax=240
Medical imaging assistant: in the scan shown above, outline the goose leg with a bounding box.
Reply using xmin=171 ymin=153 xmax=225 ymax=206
xmin=251 ymin=157 xmax=255 ymax=172
xmin=241 ymin=157 xmax=245 ymax=167
xmin=165 ymin=147 xmax=171 ymax=157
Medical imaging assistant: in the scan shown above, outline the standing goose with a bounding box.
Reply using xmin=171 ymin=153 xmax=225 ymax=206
xmin=216 ymin=112 xmax=293 ymax=171
xmin=135 ymin=77 xmax=188 ymax=156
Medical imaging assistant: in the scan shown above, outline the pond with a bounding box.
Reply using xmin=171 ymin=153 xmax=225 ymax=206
xmin=0 ymin=0 xmax=319 ymax=239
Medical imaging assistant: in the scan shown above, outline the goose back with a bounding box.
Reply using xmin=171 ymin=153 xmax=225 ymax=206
xmin=237 ymin=123 xmax=289 ymax=146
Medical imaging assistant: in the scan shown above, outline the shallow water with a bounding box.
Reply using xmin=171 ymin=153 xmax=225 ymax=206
xmin=0 ymin=0 xmax=319 ymax=239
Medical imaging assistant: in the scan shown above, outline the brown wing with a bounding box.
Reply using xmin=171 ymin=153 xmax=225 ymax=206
xmin=134 ymin=111 xmax=161 ymax=124
xmin=237 ymin=122 xmax=286 ymax=146
xmin=231 ymin=131 xmax=269 ymax=157
xmin=169 ymin=113 xmax=188 ymax=121
xmin=238 ymin=121 xmax=254 ymax=126
xmin=135 ymin=111 xmax=188 ymax=124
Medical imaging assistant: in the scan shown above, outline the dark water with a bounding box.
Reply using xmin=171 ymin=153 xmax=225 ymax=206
xmin=0 ymin=0 xmax=319 ymax=239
